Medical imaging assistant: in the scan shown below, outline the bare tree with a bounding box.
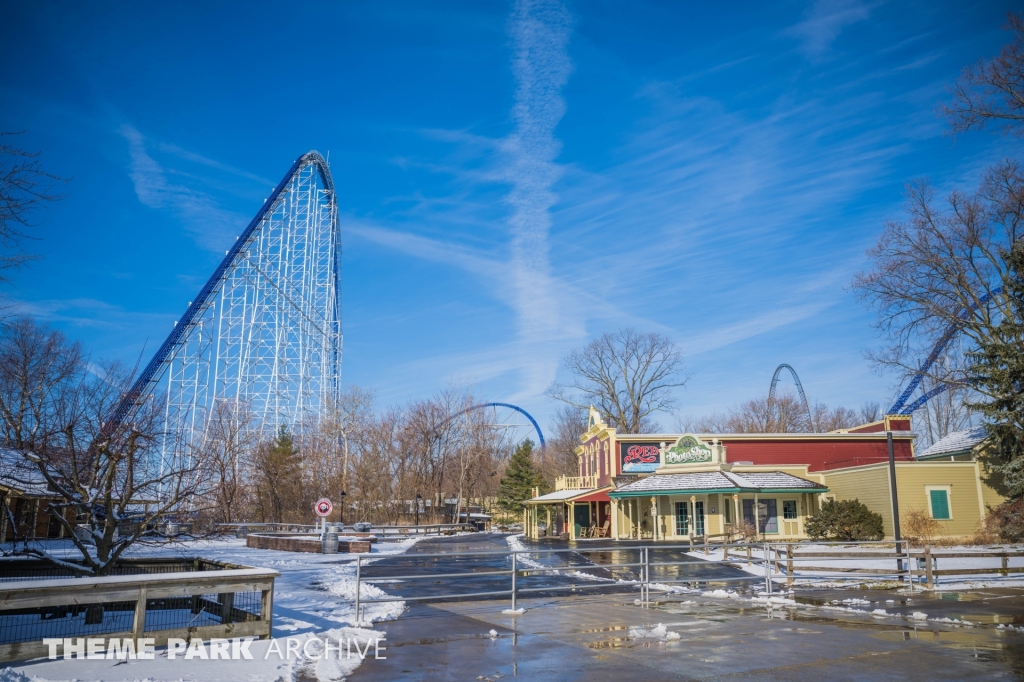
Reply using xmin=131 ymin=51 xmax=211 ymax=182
xmin=943 ymin=13 xmax=1024 ymax=137
xmin=537 ymin=405 xmax=587 ymax=484
xmin=0 ymin=133 xmax=66 ymax=280
xmin=852 ymin=162 xmax=1023 ymax=401
xmin=550 ymin=328 xmax=688 ymax=434
xmin=198 ymin=399 xmax=255 ymax=525
xmin=859 ymin=401 xmax=881 ymax=424
xmin=680 ymin=392 xmax=860 ymax=434
xmin=0 ymin=317 xmax=210 ymax=575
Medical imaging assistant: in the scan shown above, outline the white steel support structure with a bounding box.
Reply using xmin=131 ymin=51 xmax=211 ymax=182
xmin=110 ymin=151 xmax=341 ymax=467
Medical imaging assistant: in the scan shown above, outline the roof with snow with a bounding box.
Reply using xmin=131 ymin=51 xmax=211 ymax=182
xmin=610 ymin=470 xmax=827 ymax=497
xmin=527 ymin=488 xmax=598 ymax=503
xmin=916 ymin=427 xmax=988 ymax=460
xmin=0 ymin=448 xmax=55 ymax=497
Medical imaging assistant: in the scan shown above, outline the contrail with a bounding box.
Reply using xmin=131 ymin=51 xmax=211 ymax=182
xmin=503 ymin=0 xmax=573 ymax=389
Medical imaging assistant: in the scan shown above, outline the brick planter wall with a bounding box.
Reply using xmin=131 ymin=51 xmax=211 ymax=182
xmin=246 ymin=533 xmax=371 ymax=554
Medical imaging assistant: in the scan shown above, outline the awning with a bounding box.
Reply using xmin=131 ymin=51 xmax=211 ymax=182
xmin=526 ymin=487 xmax=611 ymax=504
xmin=610 ymin=470 xmax=827 ymax=498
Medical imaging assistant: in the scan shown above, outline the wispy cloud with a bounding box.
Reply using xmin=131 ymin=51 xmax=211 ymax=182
xmin=499 ymin=0 xmax=577 ymax=391
xmin=119 ymin=124 xmax=251 ymax=252
xmin=785 ymin=0 xmax=873 ymax=59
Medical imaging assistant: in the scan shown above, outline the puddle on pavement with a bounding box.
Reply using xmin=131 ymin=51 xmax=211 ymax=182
xmin=570 ymin=624 xmax=630 ymax=634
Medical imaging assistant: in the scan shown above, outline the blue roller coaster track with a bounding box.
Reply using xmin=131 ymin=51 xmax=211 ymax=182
xmin=888 ymin=287 xmax=1004 ymax=415
xmin=453 ymin=402 xmax=545 ymax=447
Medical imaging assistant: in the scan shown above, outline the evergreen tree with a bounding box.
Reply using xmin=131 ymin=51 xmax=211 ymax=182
xmin=497 ymin=439 xmax=543 ymax=513
xmin=255 ymin=425 xmax=302 ymax=522
xmin=968 ymin=240 xmax=1024 ymax=499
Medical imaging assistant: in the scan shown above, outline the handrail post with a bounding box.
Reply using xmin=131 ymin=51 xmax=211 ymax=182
xmin=354 ymin=555 xmax=361 ymax=624
xmin=925 ymin=546 xmax=933 ymax=589
xmin=787 ymin=547 xmax=794 ymax=587
xmin=764 ymin=543 xmax=772 ymax=594
xmin=643 ymin=544 xmax=651 ymax=602
xmin=511 ymin=552 xmax=518 ymax=612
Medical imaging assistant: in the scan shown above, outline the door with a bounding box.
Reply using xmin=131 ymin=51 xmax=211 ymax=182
xmin=675 ymin=502 xmax=689 ymax=536
xmin=782 ymin=499 xmax=800 ymax=536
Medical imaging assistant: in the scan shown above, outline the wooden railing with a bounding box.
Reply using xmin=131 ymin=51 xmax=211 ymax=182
xmin=554 ymin=475 xmax=597 ymax=491
xmin=0 ymin=560 xmax=279 ymax=662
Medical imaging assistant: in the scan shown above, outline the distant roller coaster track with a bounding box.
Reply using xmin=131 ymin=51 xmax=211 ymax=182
xmin=451 ymin=402 xmax=545 ymax=447
xmin=767 ymin=364 xmax=814 ymax=431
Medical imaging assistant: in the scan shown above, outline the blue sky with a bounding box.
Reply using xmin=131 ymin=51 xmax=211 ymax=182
xmin=2 ymin=0 xmax=1023 ymax=431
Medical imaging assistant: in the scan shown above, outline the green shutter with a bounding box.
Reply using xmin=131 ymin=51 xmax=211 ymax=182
xmin=929 ymin=490 xmax=950 ymax=520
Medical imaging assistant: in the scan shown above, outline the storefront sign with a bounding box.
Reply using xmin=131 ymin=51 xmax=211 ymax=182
xmin=620 ymin=442 xmax=661 ymax=473
xmin=664 ymin=435 xmax=712 ymax=465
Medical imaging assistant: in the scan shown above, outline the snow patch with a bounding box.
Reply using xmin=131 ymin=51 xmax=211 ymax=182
xmin=628 ymin=623 xmax=681 ymax=640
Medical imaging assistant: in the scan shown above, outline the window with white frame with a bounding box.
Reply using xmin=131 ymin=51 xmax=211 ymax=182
xmin=926 ymin=486 xmax=952 ymax=520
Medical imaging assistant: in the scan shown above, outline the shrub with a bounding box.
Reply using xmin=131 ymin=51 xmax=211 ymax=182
xmin=902 ymin=509 xmax=942 ymax=546
xmin=805 ymin=499 xmax=884 ymax=541
xmin=985 ymin=498 xmax=1024 ymax=543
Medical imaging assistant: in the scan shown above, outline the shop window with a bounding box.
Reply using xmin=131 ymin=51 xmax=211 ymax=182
xmin=743 ymin=499 xmax=778 ymax=533
xmin=783 ymin=500 xmax=798 ymax=520
xmin=724 ymin=500 xmax=732 ymax=524
xmin=929 ymin=489 xmax=951 ymax=520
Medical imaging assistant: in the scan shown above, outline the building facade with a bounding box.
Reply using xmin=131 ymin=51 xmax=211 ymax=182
xmin=523 ymin=409 xmax=1003 ymax=542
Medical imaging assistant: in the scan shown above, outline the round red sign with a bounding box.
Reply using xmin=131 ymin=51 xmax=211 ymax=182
xmin=314 ymin=498 xmax=333 ymax=517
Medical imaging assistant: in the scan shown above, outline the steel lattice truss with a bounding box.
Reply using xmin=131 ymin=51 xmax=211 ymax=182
xmin=111 ymin=151 xmax=341 ymax=459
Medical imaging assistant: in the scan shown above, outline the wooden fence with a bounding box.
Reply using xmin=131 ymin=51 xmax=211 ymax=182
xmin=0 ymin=560 xmax=278 ymax=662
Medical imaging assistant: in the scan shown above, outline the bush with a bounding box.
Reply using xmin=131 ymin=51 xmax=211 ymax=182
xmin=985 ymin=498 xmax=1024 ymax=543
xmin=805 ymin=499 xmax=884 ymax=541
xmin=903 ymin=510 xmax=942 ymax=546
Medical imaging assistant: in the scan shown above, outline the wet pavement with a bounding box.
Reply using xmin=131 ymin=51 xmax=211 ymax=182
xmin=350 ymin=533 xmax=1024 ymax=681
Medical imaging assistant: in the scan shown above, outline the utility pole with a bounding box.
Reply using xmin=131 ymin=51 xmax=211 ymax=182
xmin=887 ymin=431 xmax=904 ymax=573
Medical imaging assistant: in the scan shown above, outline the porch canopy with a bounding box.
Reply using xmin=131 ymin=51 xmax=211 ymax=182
xmin=609 ymin=470 xmax=828 ymax=497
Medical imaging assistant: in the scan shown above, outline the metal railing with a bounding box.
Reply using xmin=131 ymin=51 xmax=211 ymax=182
xmin=350 ymin=539 xmax=1024 ymax=619
xmin=350 ymin=539 xmax=952 ymax=620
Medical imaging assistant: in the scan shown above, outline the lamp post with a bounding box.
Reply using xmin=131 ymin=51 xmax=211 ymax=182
xmin=415 ymin=493 xmax=422 ymax=526
xmin=338 ymin=491 xmax=347 ymax=527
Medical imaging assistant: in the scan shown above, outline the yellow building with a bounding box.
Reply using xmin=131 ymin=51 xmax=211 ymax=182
xmin=523 ymin=409 xmax=1005 ymax=542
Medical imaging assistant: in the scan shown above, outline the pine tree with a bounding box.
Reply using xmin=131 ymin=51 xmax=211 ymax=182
xmin=255 ymin=425 xmax=302 ymax=522
xmin=968 ymin=240 xmax=1024 ymax=499
xmin=497 ymin=439 xmax=543 ymax=513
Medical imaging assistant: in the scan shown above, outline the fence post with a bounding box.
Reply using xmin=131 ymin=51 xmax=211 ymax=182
xmin=511 ymin=552 xmax=517 ymax=612
xmin=132 ymin=587 xmax=147 ymax=647
xmin=746 ymin=544 xmax=752 ymax=567
xmin=787 ymin=547 xmax=794 ymax=587
xmin=764 ymin=543 xmax=772 ymax=594
xmin=925 ymin=546 xmax=933 ymax=590
xmin=355 ymin=555 xmax=361 ymax=624
xmin=260 ymin=586 xmax=274 ymax=638
xmin=1002 ymin=554 xmax=1009 ymax=577
xmin=704 ymin=536 xmax=709 ymax=556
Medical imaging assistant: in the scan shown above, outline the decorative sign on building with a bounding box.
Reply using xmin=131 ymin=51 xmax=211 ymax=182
xmin=620 ymin=442 xmax=661 ymax=473
xmin=663 ymin=435 xmax=712 ymax=465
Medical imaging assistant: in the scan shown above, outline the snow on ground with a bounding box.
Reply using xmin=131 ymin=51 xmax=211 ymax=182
xmin=5 ymin=535 xmax=426 ymax=682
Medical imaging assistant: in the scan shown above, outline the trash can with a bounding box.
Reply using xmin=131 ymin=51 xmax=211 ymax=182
xmin=322 ymin=532 xmax=339 ymax=554
xmin=235 ymin=525 xmax=249 ymax=538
